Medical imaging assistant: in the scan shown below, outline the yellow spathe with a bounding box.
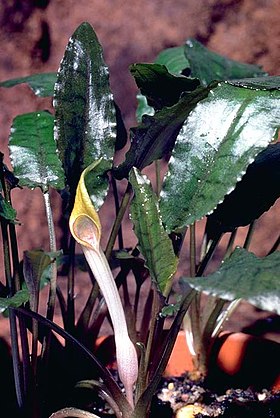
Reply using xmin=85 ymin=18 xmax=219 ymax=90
xmin=69 ymin=160 xmax=102 ymax=250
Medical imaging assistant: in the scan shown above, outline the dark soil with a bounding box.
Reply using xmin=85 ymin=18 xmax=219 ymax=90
xmin=65 ymin=370 xmax=280 ymax=417
xmin=153 ymin=373 xmax=280 ymax=418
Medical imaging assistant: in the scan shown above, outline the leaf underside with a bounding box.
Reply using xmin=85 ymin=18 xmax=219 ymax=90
xmin=206 ymin=143 xmax=280 ymax=240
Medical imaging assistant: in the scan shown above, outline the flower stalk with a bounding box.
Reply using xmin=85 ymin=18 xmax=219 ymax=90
xmin=69 ymin=160 xmax=138 ymax=406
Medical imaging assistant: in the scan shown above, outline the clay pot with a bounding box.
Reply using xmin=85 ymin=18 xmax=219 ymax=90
xmin=96 ymin=331 xmax=280 ymax=391
xmin=165 ymin=330 xmax=280 ymax=391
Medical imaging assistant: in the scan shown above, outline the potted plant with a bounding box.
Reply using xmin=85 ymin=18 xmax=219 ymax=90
xmin=0 ymin=21 xmax=280 ymax=418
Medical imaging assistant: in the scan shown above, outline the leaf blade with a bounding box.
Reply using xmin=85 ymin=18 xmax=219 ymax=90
xmin=155 ymin=45 xmax=190 ymax=74
xmin=129 ymin=168 xmax=178 ymax=295
xmin=113 ymin=86 xmax=210 ymax=180
xmin=134 ymin=45 xmax=191 ymax=121
xmin=0 ymin=73 xmax=57 ymax=97
xmin=185 ymin=38 xmax=267 ymax=86
xmin=9 ymin=111 xmax=65 ymax=192
xmin=23 ymin=250 xmax=59 ymax=311
xmin=0 ymin=290 xmax=29 ymax=313
xmin=160 ymin=81 xmax=280 ymax=232
xmin=53 ymin=22 xmax=116 ymax=209
xmin=206 ymin=143 xmax=280 ymax=239
xmin=182 ymin=247 xmax=280 ymax=315
xmin=0 ymin=195 xmax=17 ymax=222
xmin=130 ymin=63 xmax=199 ymax=110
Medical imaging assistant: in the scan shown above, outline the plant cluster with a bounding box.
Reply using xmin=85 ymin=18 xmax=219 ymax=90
xmin=0 ymin=22 xmax=280 ymax=418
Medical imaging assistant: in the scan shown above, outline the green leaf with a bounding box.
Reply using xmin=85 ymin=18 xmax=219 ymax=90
xmin=160 ymin=297 xmax=182 ymax=317
xmin=0 ymin=73 xmax=57 ymax=97
xmin=134 ymin=45 xmax=191 ymax=121
xmin=54 ymin=22 xmax=116 ymax=210
xmin=113 ymin=86 xmax=210 ymax=180
xmin=129 ymin=168 xmax=178 ymax=295
xmin=155 ymin=45 xmax=190 ymax=74
xmin=160 ymin=81 xmax=280 ymax=232
xmin=23 ymin=250 xmax=59 ymax=311
xmin=185 ymin=38 xmax=267 ymax=86
xmin=135 ymin=94 xmax=155 ymax=123
xmin=130 ymin=63 xmax=199 ymax=110
xmin=9 ymin=111 xmax=65 ymax=192
xmin=182 ymin=247 xmax=280 ymax=315
xmin=227 ymin=76 xmax=280 ymax=90
xmin=206 ymin=143 xmax=280 ymax=240
xmin=0 ymin=289 xmax=29 ymax=313
xmin=0 ymin=195 xmax=17 ymax=222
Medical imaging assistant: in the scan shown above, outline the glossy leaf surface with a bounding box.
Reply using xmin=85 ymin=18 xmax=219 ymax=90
xmin=206 ymin=143 xmax=280 ymax=240
xmin=54 ymin=22 xmax=116 ymax=209
xmin=160 ymin=81 xmax=280 ymax=232
xmin=129 ymin=168 xmax=178 ymax=295
xmin=9 ymin=111 xmax=65 ymax=192
xmin=185 ymin=38 xmax=267 ymax=86
xmin=113 ymin=86 xmax=210 ymax=179
xmin=182 ymin=247 xmax=280 ymax=315
xmin=0 ymin=73 xmax=57 ymax=97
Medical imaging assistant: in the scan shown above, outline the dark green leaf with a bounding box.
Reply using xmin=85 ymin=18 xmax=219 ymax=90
xmin=129 ymin=168 xmax=178 ymax=295
xmin=0 ymin=195 xmax=17 ymax=222
xmin=185 ymin=38 xmax=267 ymax=86
xmin=0 ymin=289 xmax=29 ymax=313
xmin=160 ymin=81 xmax=280 ymax=232
xmin=23 ymin=250 xmax=59 ymax=311
xmin=54 ymin=22 xmax=116 ymax=209
xmin=206 ymin=143 xmax=280 ymax=240
xmin=134 ymin=46 xmax=192 ymax=121
xmin=182 ymin=247 xmax=280 ymax=315
xmin=0 ymin=73 xmax=57 ymax=97
xmin=130 ymin=63 xmax=199 ymax=110
xmin=113 ymin=86 xmax=210 ymax=180
xmin=9 ymin=111 xmax=65 ymax=192
xmin=227 ymin=76 xmax=280 ymax=90
xmin=114 ymin=102 xmax=127 ymax=151
xmin=0 ymin=158 xmax=19 ymax=191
